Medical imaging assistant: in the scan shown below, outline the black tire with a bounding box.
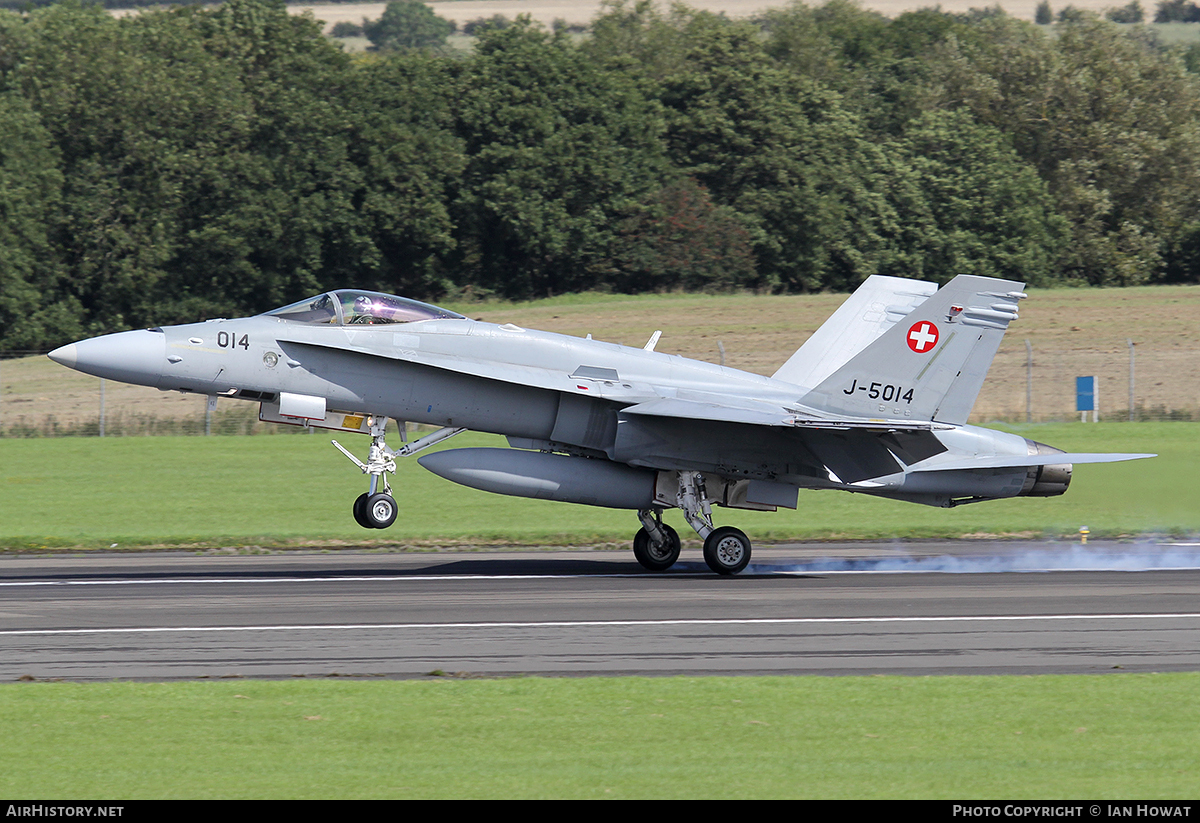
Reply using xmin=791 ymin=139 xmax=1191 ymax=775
xmin=364 ymin=492 xmax=398 ymax=529
xmin=703 ymin=526 xmax=751 ymax=575
xmin=352 ymin=493 xmax=372 ymax=529
xmin=633 ymin=524 xmax=681 ymax=571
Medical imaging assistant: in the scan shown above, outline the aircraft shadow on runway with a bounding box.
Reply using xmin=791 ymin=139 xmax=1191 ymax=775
xmin=0 ymin=555 xmax=822 ymax=582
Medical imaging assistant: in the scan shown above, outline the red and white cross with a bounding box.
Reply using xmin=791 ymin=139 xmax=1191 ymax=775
xmin=906 ymin=321 xmax=939 ymax=353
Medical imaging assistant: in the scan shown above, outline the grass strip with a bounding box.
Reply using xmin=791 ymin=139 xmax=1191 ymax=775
xmin=2 ymin=674 xmax=1198 ymax=798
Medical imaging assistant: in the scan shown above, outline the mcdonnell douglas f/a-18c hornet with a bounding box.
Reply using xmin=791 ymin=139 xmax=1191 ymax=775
xmin=49 ymin=274 xmax=1152 ymax=574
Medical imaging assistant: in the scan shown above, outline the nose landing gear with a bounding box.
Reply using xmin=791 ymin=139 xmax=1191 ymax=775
xmin=333 ymin=418 xmax=464 ymax=529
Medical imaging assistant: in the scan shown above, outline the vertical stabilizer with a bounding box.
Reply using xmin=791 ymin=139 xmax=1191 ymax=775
xmin=772 ymin=275 xmax=938 ymax=390
xmin=799 ymin=275 xmax=1026 ymax=425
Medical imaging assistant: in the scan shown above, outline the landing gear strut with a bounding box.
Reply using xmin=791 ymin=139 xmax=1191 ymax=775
xmin=631 ymin=470 xmax=752 ymax=575
xmin=333 ymin=419 xmax=464 ymax=530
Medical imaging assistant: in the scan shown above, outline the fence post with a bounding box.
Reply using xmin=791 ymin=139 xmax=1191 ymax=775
xmin=1025 ymin=339 xmax=1032 ymax=423
xmin=1127 ymin=339 xmax=1135 ymax=422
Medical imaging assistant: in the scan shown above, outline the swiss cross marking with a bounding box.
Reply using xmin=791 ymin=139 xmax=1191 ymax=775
xmin=906 ymin=321 xmax=939 ymax=353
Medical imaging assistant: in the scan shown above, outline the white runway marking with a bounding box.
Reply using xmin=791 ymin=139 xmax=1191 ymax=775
xmin=4 ymin=613 xmax=1200 ymax=637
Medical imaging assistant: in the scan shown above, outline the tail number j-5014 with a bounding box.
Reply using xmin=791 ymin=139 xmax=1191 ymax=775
xmin=843 ymin=379 xmax=913 ymax=403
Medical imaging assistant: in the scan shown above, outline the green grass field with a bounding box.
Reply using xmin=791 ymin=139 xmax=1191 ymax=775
xmin=3 ymin=674 xmax=1198 ymax=798
xmin=0 ymin=421 xmax=1188 ymax=550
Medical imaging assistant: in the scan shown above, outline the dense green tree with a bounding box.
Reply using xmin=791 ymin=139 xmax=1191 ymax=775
xmin=1154 ymin=0 xmax=1200 ymax=22
xmin=330 ymin=21 xmax=363 ymax=37
xmin=764 ymin=3 xmax=990 ymax=136
xmin=891 ymin=109 xmax=1067 ymax=285
xmin=461 ymin=15 xmax=511 ymax=35
xmin=0 ymin=90 xmax=73 ymax=350
xmin=4 ymin=0 xmax=1200 ymax=351
xmin=925 ymin=14 xmax=1200 ymax=283
xmin=607 ymin=178 xmax=757 ymax=292
xmin=1106 ymin=1 xmax=1145 ymax=22
xmin=344 ymin=53 xmax=465 ymax=297
xmin=8 ymin=2 xmax=262 ymax=330
xmin=363 ymin=0 xmax=454 ymax=52
xmin=1056 ymin=5 xmax=1090 ymax=21
xmin=616 ymin=7 xmax=915 ymax=291
xmin=450 ymin=19 xmax=669 ymax=298
xmin=761 ymin=0 xmax=892 ymax=96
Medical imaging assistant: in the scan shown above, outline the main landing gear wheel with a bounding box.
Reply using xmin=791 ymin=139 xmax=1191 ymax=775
xmin=703 ymin=526 xmax=752 ymax=576
xmin=633 ymin=524 xmax=681 ymax=571
xmin=363 ymin=493 xmax=398 ymax=529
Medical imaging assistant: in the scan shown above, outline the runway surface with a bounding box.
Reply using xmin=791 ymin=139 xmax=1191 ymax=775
xmin=3 ymin=540 xmax=1200 ymax=681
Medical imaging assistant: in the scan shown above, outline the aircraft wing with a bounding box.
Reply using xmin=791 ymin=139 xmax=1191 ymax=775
xmin=619 ymin=397 xmax=946 ymax=431
xmin=276 ymin=336 xmax=662 ymax=403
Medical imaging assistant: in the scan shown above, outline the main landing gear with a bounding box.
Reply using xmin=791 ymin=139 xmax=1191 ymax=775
xmin=332 ymin=418 xmax=464 ymax=530
xmin=633 ymin=470 xmax=752 ymax=576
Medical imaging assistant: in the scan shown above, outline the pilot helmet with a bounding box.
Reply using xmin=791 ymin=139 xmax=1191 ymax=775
xmin=353 ymin=295 xmax=376 ymax=317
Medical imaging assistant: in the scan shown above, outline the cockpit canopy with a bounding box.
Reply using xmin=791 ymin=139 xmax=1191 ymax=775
xmin=264 ymin=290 xmax=465 ymax=326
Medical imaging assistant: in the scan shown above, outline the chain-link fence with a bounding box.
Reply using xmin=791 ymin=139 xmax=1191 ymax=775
xmin=973 ymin=339 xmax=1197 ymax=423
xmin=0 ymin=351 xmax=298 ymax=437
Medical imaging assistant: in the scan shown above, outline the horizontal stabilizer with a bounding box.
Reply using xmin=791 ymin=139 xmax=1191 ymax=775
xmin=912 ymin=453 xmax=1156 ymax=472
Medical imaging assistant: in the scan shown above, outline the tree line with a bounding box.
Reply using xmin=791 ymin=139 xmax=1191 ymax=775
xmin=2 ymin=0 xmax=1200 ymax=350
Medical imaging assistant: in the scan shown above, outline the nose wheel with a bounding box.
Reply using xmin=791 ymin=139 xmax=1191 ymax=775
xmin=353 ymin=492 xmax=398 ymax=529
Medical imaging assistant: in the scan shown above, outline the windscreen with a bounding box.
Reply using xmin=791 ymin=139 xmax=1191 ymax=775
xmin=338 ymin=291 xmax=464 ymax=325
xmin=266 ymin=293 xmax=340 ymax=324
xmin=265 ymin=291 xmax=464 ymax=325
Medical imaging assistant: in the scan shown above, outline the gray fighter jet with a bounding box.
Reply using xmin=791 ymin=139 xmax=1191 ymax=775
xmin=48 ymin=274 xmax=1152 ymax=574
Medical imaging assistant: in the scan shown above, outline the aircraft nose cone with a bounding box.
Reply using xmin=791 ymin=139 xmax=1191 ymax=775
xmin=47 ymin=329 xmax=167 ymax=388
xmin=47 ymin=343 xmax=77 ymax=369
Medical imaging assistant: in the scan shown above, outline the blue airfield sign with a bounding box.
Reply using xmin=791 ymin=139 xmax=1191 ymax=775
xmin=1077 ymin=375 xmax=1098 ymax=421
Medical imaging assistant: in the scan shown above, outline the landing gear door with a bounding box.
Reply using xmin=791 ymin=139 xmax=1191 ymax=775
xmin=260 ymin=395 xmax=373 ymax=434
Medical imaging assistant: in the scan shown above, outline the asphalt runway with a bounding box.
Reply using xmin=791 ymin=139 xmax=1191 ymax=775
xmin=3 ymin=540 xmax=1200 ymax=681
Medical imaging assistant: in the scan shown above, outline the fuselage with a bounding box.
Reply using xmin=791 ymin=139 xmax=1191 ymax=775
xmin=49 ymin=293 xmax=1046 ymax=508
